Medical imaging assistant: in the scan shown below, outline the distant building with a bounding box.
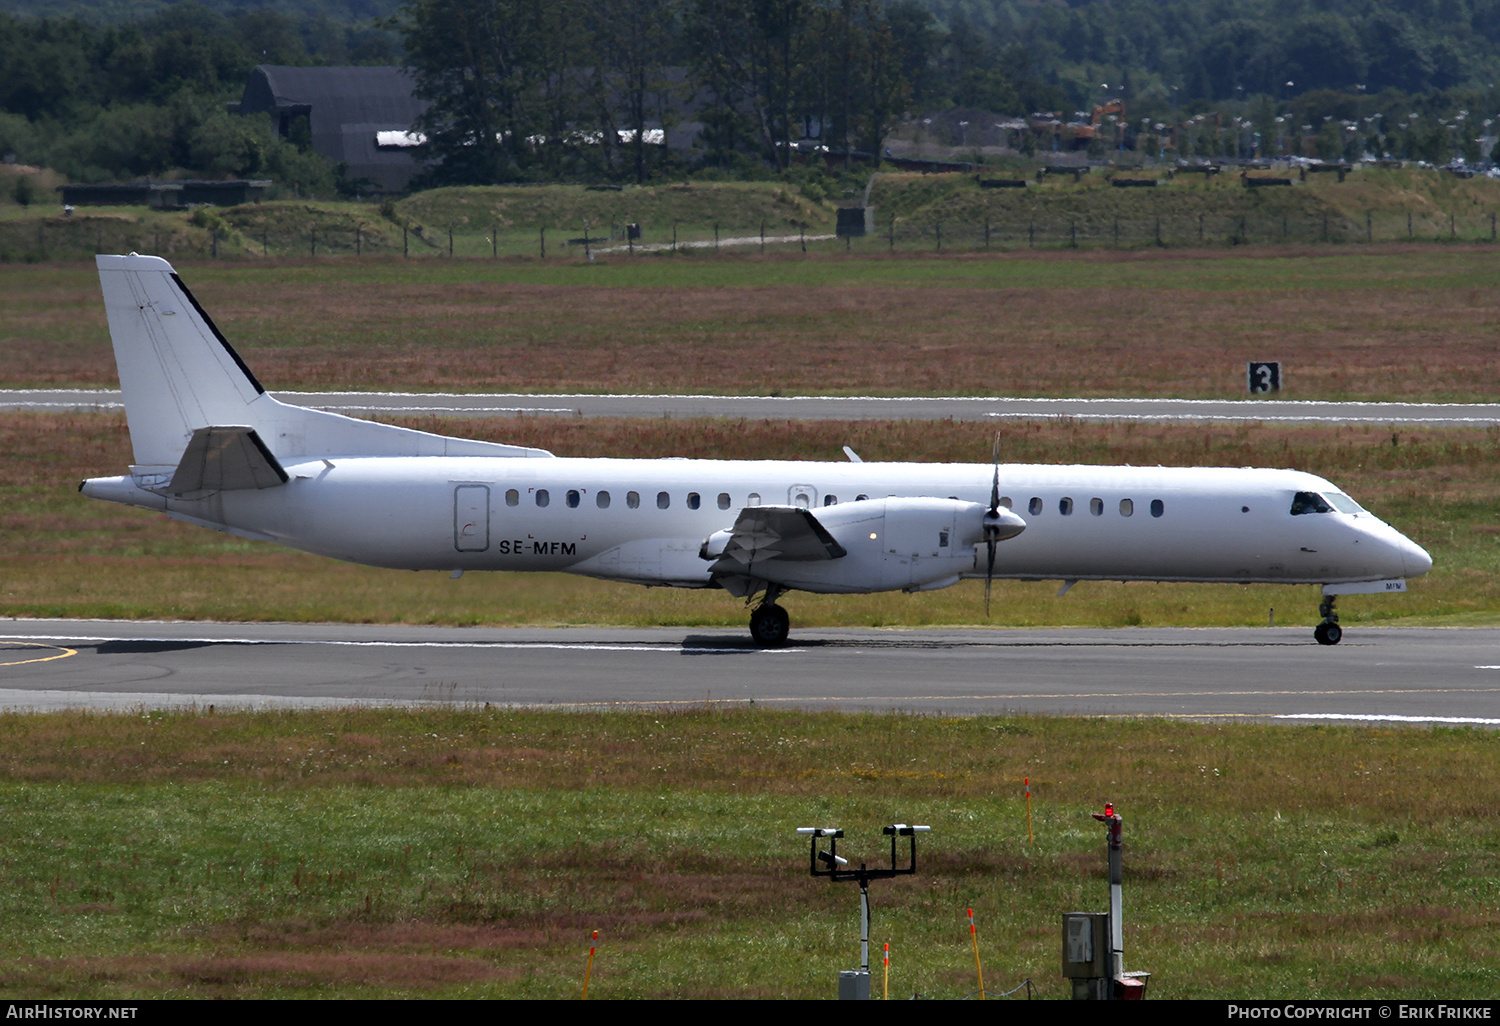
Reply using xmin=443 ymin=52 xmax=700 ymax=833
xmin=232 ymin=66 xmax=428 ymax=194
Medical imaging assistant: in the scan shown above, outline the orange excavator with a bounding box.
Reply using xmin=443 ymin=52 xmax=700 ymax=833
xmin=1068 ymin=99 xmax=1125 ymax=147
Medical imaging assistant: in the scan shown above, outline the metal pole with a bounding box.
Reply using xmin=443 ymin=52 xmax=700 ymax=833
xmin=1092 ymin=803 xmax=1125 ymax=981
xmin=859 ymin=878 xmax=871 ymax=972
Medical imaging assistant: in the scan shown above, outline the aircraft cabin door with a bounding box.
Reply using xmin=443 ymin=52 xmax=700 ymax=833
xmin=788 ymin=484 xmax=818 ymax=508
xmin=453 ymin=484 xmax=490 ymax=552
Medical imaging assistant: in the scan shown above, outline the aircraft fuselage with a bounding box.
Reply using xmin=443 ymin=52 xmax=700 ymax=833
xmin=84 ymin=456 xmax=1431 ymax=590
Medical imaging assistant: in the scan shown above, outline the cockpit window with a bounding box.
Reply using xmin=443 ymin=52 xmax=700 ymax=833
xmin=1323 ymin=491 xmax=1365 ymax=515
xmin=1290 ymin=491 xmax=1334 ymax=516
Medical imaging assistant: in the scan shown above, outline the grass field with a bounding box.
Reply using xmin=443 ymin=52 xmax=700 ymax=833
xmin=0 ymin=708 xmax=1493 ymax=999
xmin=5 ymin=244 xmax=1500 ymax=400
xmin=4 ymin=238 xmax=1499 ymax=999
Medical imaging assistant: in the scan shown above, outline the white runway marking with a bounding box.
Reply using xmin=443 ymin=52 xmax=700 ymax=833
xmin=1275 ymin=713 xmax=1500 ymax=725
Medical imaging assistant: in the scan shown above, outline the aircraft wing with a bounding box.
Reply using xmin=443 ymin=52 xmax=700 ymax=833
xmin=167 ymin=425 xmax=288 ymax=496
xmin=707 ymin=505 xmax=848 ymax=579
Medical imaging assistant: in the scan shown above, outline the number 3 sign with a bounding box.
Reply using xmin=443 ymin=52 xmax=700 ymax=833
xmin=1247 ymin=361 xmax=1281 ymax=394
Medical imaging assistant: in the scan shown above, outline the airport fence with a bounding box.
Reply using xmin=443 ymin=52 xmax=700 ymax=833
xmin=4 ymin=206 xmax=1499 ymax=262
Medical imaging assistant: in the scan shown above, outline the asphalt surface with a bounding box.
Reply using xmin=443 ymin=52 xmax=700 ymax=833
xmin=10 ymin=389 xmax=1500 ymax=425
xmin=2 ymin=620 xmax=1497 ymax=724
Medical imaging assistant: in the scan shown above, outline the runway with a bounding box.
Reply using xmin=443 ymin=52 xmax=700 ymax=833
xmin=9 ymin=389 xmax=1500 ymax=425
xmin=2 ymin=620 xmax=1497 ymax=725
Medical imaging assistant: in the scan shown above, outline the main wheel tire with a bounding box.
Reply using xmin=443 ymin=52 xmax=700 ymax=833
xmin=749 ymin=604 xmax=790 ymax=648
xmin=1314 ymin=622 xmax=1342 ymax=646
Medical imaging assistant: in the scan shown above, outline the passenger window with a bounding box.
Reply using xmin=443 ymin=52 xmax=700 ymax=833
xmin=626 ymin=491 xmax=640 ymax=509
xmin=824 ymin=495 xmax=838 ymax=506
xmin=1150 ymin=499 xmax=1164 ymax=518
xmin=1119 ymin=498 xmax=1133 ymax=517
xmin=597 ymin=490 xmax=610 ymax=509
xmin=1290 ymin=491 xmax=1334 ymax=516
xmin=535 ymin=489 xmax=550 ymax=508
xmin=657 ymin=491 xmax=670 ymax=509
xmin=687 ymin=492 xmax=701 ymax=510
xmin=794 ymin=493 xmax=809 ymax=508
xmin=855 ymin=494 xmax=869 ymax=501
xmin=999 ymin=496 xmax=1012 ymax=509
xmin=1090 ymin=498 xmax=1103 ymax=516
xmin=505 ymin=489 xmax=519 ymax=507
xmin=566 ymin=489 xmax=580 ymax=508
xmin=1028 ymin=497 xmax=1043 ymax=516
xmin=1059 ymin=497 xmax=1074 ymax=515
xmin=748 ymin=492 xmax=761 ymax=506
xmin=718 ymin=492 xmax=731 ymax=510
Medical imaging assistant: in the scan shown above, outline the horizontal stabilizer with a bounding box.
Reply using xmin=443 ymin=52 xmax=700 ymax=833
xmin=168 ymin=426 xmax=288 ymax=496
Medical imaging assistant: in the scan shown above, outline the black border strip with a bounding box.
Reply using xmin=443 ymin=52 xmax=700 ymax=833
xmin=243 ymin=427 xmax=289 ymax=483
xmin=169 ymin=272 xmax=266 ymax=395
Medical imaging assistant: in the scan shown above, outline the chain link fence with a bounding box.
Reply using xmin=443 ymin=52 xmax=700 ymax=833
xmin=4 ymin=207 xmax=1498 ymax=261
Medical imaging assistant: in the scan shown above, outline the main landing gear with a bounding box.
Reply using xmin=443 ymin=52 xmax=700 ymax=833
xmin=748 ymin=584 xmax=790 ymax=648
xmin=1314 ymin=593 xmax=1343 ymax=646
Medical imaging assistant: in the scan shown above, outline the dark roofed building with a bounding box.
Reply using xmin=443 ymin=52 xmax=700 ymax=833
xmin=235 ymin=65 xmax=428 ymax=194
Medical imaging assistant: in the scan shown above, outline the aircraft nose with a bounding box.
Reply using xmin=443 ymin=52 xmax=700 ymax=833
xmin=1401 ymin=534 xmax=1433 ymax=578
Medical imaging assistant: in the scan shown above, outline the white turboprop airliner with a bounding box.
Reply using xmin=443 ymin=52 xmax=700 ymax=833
xmin=81 ymin=254 xmax=1431 ymax=647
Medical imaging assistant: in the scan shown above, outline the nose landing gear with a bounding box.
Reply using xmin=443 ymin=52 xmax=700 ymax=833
xmin=1314 ymin=594 xmax=1342 ymax=646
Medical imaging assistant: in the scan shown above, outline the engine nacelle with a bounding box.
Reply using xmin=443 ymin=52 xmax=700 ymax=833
xmin=709 ymin=497 xmax=1023 ymax=595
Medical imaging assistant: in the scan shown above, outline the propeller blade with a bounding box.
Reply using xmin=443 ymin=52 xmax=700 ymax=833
xmin=989 ymin=434 xmax=1001 ymax=515
xmin=986 ymin=433 xmax=1001 ymax=619
xmin=985 ymin=537 xmax=997 ymax=618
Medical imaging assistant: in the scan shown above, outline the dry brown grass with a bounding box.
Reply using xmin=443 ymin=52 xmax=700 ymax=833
xmin=6 ymin=247 xmax=1500 ymax=397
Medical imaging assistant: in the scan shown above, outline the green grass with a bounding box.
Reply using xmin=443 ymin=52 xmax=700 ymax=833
xmin=9 ymin=163 xmax=1500 ymax=263
xmin=0 ymin=708 xmax=1494 ymax=998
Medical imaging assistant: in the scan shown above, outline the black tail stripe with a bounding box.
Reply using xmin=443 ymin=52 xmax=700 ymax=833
xmin=169 ymin=272 xmax=266 ymax=395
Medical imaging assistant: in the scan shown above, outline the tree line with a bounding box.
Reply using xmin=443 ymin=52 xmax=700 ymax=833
xmin=0 ymin=2 xmax=396 ymax=188
xmin=6 ymin=0 xmax=1500 ymax=191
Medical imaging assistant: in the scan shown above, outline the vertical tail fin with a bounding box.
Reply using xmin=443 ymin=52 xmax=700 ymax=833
xmin=96 ymin=254 xmax=553 ymax=466
xmin=97 ymin=253 xmax=266 ymax=466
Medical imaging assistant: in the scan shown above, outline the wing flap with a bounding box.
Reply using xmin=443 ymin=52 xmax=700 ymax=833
xmin=708 ymin=506 xmax=847 ymax=578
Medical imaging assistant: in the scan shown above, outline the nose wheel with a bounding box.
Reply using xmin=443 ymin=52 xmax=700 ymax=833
xmin=1314 ymin=594 xmax=1342 ymax=646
